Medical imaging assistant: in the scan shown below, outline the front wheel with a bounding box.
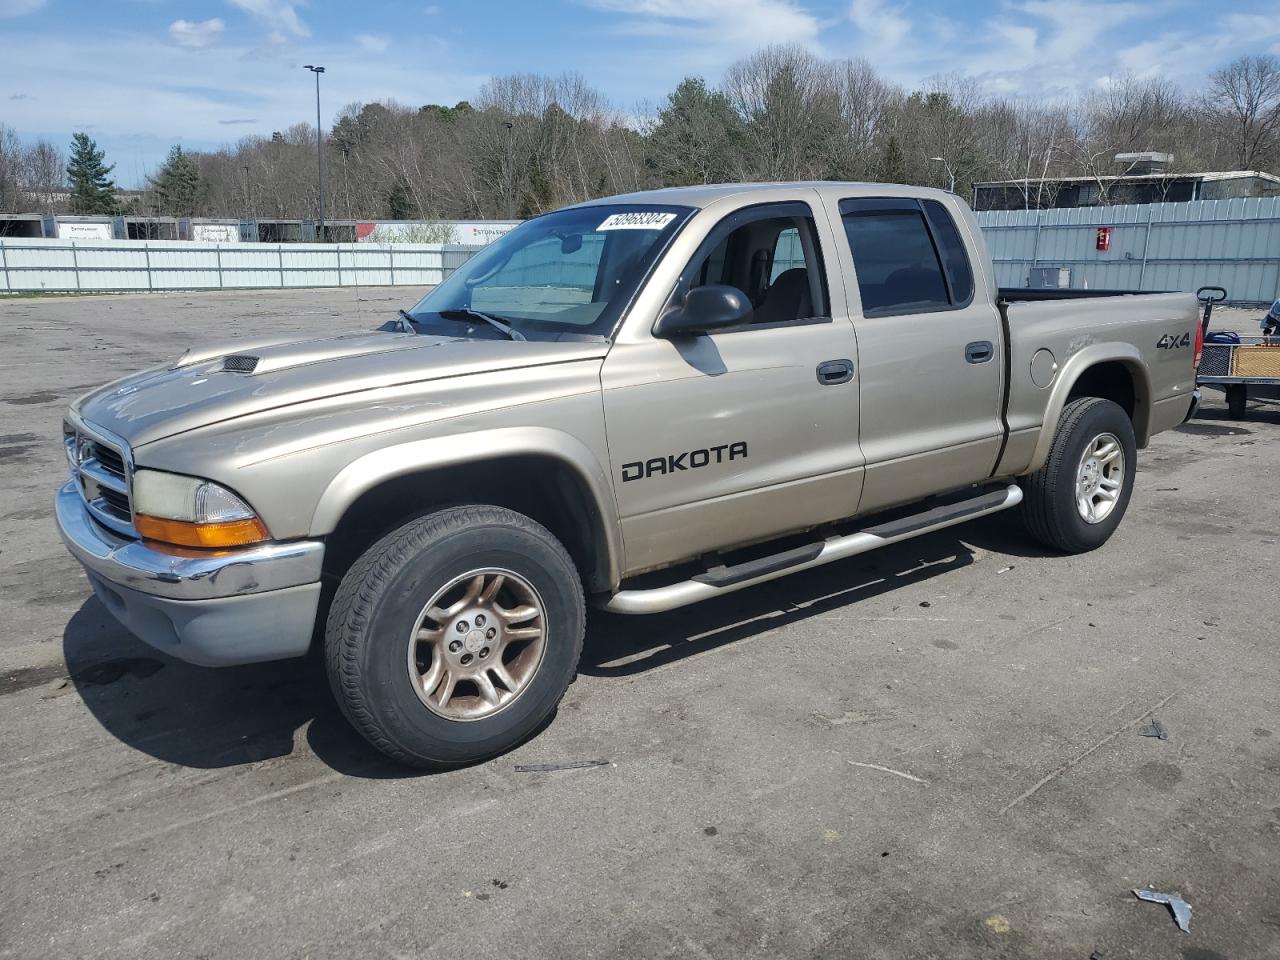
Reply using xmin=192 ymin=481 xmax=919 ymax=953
xmin=1019 ymin=397 xmax=1137 ymax=553
xmin=325 ymin=505 xmax=585 ymax=768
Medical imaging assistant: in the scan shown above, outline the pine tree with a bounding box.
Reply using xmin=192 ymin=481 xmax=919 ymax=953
xmin=648 ymin=77 xmax=746 ymax=186
xmin=150 ymin=145 xmax=202 ymax=216
xmin=876 ymin=135 xmax=907 ymax=184
xmin=66 ymin=132 xmax=120 ymax=214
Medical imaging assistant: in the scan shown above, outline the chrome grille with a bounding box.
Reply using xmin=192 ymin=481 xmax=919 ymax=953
xmin=89 ymin=440 xmax=126 ymax=479
xmin=64 ymin=417 xmax=137 ymax=539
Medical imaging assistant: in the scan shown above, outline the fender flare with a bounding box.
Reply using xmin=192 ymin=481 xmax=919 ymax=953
xmin=309 ymin=426 xmax=624 ymax=587
xmin=1025 ymin=343 xmax=1152 ymax=474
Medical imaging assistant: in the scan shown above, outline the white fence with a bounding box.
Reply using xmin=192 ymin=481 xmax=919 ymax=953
xmin=0 ymin=239 xmax=482 ymax=293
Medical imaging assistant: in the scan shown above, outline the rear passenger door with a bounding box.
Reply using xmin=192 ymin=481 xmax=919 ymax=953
xmin=839 ymin=197 xmax=1004 ymax=513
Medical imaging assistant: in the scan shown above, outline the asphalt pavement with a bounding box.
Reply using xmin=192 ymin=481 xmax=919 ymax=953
xmin=1 ymin=289 xmax=1277 ymax=959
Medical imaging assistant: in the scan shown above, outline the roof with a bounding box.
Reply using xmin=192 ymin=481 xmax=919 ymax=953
xmin=574 ymin=180 xmax=957 ymax=209
xmin=975 ymin=170 xmax=1280 ymax=188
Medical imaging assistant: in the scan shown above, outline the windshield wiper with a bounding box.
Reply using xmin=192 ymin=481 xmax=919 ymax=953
xmin=437 ymin=308 xmax=527 ymax=342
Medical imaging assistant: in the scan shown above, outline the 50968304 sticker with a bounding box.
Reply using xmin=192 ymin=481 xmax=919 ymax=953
xmin=597 ymin=212 xmax=677 ymax=231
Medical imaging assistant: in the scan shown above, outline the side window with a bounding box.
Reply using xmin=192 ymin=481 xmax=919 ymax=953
xmin=681 ymin=204 xmax=829 ymax=328
xmin=771 ymin=227 xmax=802 ymax=281
xmin=840 ymin=198 xmax=974 ymax=317
xmin=922 ymin=200 xmax=974 ymax=304
xmin=841 ymin=207 xmax=949 ymax=316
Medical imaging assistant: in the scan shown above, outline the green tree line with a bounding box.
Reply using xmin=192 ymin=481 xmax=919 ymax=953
xmin=2 ymin=47 xmax=1278 ymax=220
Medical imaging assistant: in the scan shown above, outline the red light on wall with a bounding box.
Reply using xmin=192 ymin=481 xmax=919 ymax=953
xmin=1096 ymin=227 xmax=1112 ymax=251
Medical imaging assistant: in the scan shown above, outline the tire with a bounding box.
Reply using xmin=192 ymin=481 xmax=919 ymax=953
xmin=1226 ymin=384 xmax=1248 ymax=420
xmin=1019 ymin=397 xmax=1137 ymax=554
xmin=325 ymin=505 xmax=584 ymax=768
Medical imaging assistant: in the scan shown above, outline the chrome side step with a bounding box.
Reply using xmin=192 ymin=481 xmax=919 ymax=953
xmin=598 ymin=483 xmax=1022 ymax=615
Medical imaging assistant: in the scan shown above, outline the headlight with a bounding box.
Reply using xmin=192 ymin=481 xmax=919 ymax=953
xmin=132 ymin=469 xmax=271 ymax=548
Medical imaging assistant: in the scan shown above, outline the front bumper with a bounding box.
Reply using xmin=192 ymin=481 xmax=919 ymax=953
xmin=55 ymin=481 xmax=324 ymax=666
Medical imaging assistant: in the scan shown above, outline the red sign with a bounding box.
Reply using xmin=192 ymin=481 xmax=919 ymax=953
xmin=1096 ymin=227 xmax=1112 ymax=251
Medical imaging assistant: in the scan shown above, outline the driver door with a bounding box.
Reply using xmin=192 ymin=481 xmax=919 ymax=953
xmin=601 ymin=198 xmax=864 ymax=576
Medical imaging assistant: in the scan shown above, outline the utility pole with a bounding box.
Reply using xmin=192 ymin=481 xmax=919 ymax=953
xmin=303 ymin=64 xmax=326 ymax=239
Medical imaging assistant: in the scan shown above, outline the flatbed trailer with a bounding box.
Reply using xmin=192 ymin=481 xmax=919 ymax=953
xmin=1198 ymin=335 xmax=1280 ymax=418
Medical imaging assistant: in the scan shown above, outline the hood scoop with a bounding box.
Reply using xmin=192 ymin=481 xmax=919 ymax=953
xmin=222 ymin=354 xmax=260 ymax=373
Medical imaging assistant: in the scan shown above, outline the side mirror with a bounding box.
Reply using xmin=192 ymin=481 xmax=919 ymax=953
xmin=560 ymin=233 xmax=583 ymax=254
xmin=653 ymin=284 xmax=753 ymax=338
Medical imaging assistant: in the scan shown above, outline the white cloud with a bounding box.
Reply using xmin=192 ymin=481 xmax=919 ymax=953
xmin=1012 ymin=0 xmax=1149 ymax=61
xmin=424 ymin=3 xmax=441 ymax=12
xmin=169 ymin=18 xmax=225 ymax=49
xmin=848 ymin=0 xmax=909 ymax=48
xmin=0 ymin=0 xmax=45 ymax=16
xmin=0 ymin=30 xmax=484 ymax=183
xmin=586 ymin=0 xmax=820 ymax=57
xmin=355 ymin=33 xmax=389 ymax=53
xmin=228 ymin=0 xmax=309 ymax=38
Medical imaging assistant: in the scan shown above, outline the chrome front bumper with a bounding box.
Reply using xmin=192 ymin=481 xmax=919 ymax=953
xmin=55 ymin=481 xmax=325 ymax=666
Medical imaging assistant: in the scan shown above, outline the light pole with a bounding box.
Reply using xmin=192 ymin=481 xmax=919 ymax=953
xmin=929 ymin=156 xmax=956 ymax=193
xmin=303 ymin=64 xmax=326 ymax=239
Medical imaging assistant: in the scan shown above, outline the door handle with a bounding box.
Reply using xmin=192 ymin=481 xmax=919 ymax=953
xmin=965 ymin=341 xmax=994 ymax=364
xmin=816 ymin=359 xmax=854 ymax=385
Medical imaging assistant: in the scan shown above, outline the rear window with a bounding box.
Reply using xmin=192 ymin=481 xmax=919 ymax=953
xmin=840 ymin=198 xmax=975 ymax=316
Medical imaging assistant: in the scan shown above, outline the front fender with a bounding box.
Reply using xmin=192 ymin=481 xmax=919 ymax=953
xmin=309 ymin=426 xmax=624 ymax=586
xmin=1025 ymin=343 xmax=1152 ymax=474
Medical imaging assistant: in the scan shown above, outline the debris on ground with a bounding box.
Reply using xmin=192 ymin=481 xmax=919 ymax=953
xmin=1138 ymin=719 xmax=1169 ymax=740
xmin=1133 ymin=887 xmax=1192 ymax=932
xmin=513 ymin=759 xmax=609 ymax=773
xmin=983 ymin=914 xmax=1011 ymax=935
xmin=996 ymin=566 xmax=1014 ymax=574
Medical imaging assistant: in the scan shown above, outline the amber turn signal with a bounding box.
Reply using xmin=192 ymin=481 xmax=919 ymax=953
xmin=135 ymin=513 xmax=271 ymax=549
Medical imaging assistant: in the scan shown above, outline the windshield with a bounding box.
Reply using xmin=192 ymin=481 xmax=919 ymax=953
xmin=404 ymin=203 xmax=693 ymax=340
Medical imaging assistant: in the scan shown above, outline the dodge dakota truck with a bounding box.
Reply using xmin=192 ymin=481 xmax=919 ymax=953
xmin=55 ymin=183 xmax=1202 ymax=767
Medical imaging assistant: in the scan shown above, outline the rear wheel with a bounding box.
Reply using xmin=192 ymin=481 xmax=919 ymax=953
xmin=325 ymin=505 xmax=584 ymax=768
xmin=1019 ymin=397 xmax=1137 ymax=553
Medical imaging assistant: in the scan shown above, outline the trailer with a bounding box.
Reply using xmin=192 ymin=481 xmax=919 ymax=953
xmin=1196 ymin=287 xmax=1280 ymax=418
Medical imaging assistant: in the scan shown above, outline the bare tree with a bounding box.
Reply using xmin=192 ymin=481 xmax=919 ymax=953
xmin=1066 ymin=74 xmax=1185 ymax=204
xmin=723 ymin=45 xmax=841 ymax=182
xmin=976 ymin=100 xmax=1072 ymax=208
xmin=1201 ymin=54 xmax=1280 ymax=169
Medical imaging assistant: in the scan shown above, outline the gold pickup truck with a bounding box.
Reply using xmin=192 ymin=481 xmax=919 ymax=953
xmin=56 ymin=183 xmax=1201 ymax=767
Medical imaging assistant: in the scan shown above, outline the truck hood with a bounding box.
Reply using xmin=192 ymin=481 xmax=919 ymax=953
xmin=72 ymin=330 xmax=609 ymax=448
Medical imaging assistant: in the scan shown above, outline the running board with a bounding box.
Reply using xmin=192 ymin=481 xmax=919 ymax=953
xmin=598 ymin=483 xmax=1022 ymax=615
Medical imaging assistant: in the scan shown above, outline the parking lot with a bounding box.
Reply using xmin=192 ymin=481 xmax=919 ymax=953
xmin=1 ymin=287 xmax=1277 ymax=959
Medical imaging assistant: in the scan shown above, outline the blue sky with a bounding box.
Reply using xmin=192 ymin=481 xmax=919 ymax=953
xmin=2 ymin=0 xmax=1278 ymax=186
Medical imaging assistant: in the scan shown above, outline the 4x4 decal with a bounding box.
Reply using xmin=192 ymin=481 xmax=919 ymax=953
xmin=1157 ymin=332 xmax=1191 ymax=350
xmin=621 ymin=442 xmax=748 ymax=482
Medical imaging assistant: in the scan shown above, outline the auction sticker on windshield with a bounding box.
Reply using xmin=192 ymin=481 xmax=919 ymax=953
xmin=598 ymin=212 xmax=677 ymax=231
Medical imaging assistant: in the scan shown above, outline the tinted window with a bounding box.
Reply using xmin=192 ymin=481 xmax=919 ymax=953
xmin=923 ymin=200 xmax=974 ymax=304
xmin=842 ymin=209 xmax=949 ymax=315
